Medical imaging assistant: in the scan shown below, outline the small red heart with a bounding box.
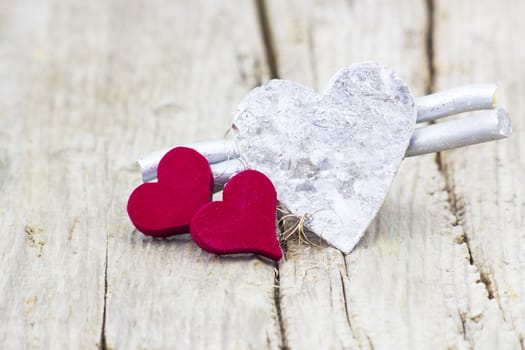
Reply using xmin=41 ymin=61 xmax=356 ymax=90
xmin=127 ymin=147 xmax=213 ymax=237
xmin=190 ymin=170 xmax=282 ymax=261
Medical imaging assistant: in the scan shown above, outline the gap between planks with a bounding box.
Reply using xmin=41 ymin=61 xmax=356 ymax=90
xmin=255 ymin=0 xmax=288 ymax=348
xmin=427 ymin=0 xmax=496 ymax=308
xmin=426 ymin=0 xmax=502 ymax=340
xmin=255 ymin=0 xmax=280 ymax=80
xmin=99 ymin=235 xmax=109 ymax=350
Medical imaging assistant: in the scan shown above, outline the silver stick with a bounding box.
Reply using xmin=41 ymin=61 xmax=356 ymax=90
xmin=138 ymin=139 xmax=239 ymax=182
xmin=415 ymin=84 xmax=497 ymax=123
xmin=406 ymin=108 xmax=511 ymax=157
xmin=210 ymin=158 xmax=245 ymax=188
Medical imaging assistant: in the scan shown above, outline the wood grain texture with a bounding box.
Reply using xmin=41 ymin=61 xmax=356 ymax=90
xmin=266 ymin=0 xmax=517 ymax=348
xmin=1 ymin=0 xmax=523 ymax=349
xmin=434 ymin=0 xmax=525 ymax=347
xmin=0 ymin=0 xmax=108 ymax=348
xmin=101 ymin=1 xmax=281 ymax=349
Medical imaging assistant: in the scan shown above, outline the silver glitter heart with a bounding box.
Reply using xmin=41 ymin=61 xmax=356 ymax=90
xmin=232 ymin=62 xmax=416 ymax=253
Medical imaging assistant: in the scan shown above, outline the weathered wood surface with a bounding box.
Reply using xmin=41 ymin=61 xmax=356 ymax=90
xmin=0 ymin=0 xmax=523 ymax=349
xmin=434 ymin=0 xmax=525 ymax=347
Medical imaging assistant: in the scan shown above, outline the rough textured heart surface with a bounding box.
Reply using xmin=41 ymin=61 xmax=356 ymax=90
xmin=190 ymin=170 xmax=282 ymax=261
xmin=232 ymin=62 xmax=416 ymax=253
xmin=127 ymin=147 xmax=213 ymax=237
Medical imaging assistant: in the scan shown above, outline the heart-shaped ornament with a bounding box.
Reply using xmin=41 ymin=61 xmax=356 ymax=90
xmin=232 ymin=62 xmax=416 ymax=253
xmin=190 ymin=170 xmax=282 ymax=261
xmin=127 ymin=147 xmax=213 ymax=237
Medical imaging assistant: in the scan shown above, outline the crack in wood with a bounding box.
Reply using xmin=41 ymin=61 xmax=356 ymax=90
xmin=254 ymin=3 xmax=289 ymax=346
xmin=255 ymin=0 xmax=279 ymax=79
xmin=435 ymin=151 xmax=523 ymax=346
xmin=438 ymin=154 xmax=496 ymax=302
xmin=341 ymin=251 xmax=349 ymax=277
xmin=339 ymin=272 xmax=353 ymax=332
xmin=424 ymin=0 xmax=513 ymax=344
xmin=366 ymin=335 xmax=375 ymax=350
xmin=435 ymin=157 xmax=522 ymax=341
xmin=426 ymin=0 xmax=496 ymax=303
xmin=99 ymin=235 xmax=109 ymax=350
xmin=339 ymin=270 xmax=367 ymax=350
xmin=424 ymin=0 xmax=435 ymax=94
xmin=273 ymin=264 xmax=289 ymax=350
xmin=458 ymin=310 xmax=467 ymax=341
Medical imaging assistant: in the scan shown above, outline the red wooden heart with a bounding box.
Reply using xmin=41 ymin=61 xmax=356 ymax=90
xmin=127 ymin=147 xmax=213 ymax=237
xmin=190 ymin=170 xmax=282 ymax=261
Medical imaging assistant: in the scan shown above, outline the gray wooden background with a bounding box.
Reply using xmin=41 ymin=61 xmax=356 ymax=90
xmin=1 ymin=0 xmax=523 ymax=349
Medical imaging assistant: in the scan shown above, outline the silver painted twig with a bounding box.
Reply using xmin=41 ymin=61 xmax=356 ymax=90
xmin=210 ymin=158 xmax=246 ymax=189
xmin=406 ymin=108 xmax=511 ymax=157
xmin=138 ymin=139 xmax=239 ymax=182
xmin=415 ymin=84 xmax=497 ymax=123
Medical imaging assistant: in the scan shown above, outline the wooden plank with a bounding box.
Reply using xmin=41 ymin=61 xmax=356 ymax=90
xmin=433 ymin=0 xmax=525 ymax=347
xmin=102 ymin=1 xmax=282 ymax=349
xmin=0 ymin=0 xmax=108 ymax=348
xmin=265 ymin=0 xmax=516 ymax=348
